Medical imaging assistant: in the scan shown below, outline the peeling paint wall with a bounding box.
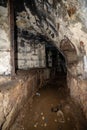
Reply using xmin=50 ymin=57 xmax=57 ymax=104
xmin=0 ymin=1 xmax=11 ymax=75
xmin=15 ymin=3 xmax=46 ymax=69
xmin=17 ymin=41 xmax=46 ymax=69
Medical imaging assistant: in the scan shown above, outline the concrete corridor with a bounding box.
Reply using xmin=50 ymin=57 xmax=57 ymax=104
xmin=10 ymin=73 xmax=87 ymax=130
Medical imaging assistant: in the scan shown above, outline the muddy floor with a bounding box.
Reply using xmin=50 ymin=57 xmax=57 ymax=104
xmin=10 ymin=74 xmax=87 ymax=130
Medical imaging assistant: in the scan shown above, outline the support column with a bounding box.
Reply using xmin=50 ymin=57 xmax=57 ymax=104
xmin=8 ymin=0 xmax=16 ymax=78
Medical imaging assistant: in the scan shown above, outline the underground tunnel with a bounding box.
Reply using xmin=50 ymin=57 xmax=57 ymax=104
xmin=0 ymin=0 xmax=87 ymax=130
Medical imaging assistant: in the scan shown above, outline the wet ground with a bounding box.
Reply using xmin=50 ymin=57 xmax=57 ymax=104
xmin=10 ymin=74 xmax=87 ymax=130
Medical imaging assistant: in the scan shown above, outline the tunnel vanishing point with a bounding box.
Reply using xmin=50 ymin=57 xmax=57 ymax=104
xmin=0 ymin=0 xmax=87 ymax=129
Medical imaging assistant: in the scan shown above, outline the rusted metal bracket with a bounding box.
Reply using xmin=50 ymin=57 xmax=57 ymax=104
xmin=8 ymin=0 xmax=16 ymax=78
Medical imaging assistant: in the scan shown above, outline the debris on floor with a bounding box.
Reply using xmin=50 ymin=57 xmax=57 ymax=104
xmin=44 ymin=123 xmax=47 ymax=127
xmin=51 ymin=105 xmax=59 ymax=112
xmin=36 ymin=92 xmax=40 ymax=96
xmin=34 ymin=122 xmax=38 ymax=128
xmin=42 ymin=116 xmax=45 ymax=120
xmin=10 ymin=75 xmax=87 ymax=130
xmin=41 ymin=112 xmax=43 ymax=116
xmin=51 ymin=104 xmax=62 ymax=112
xmin=54 ymin=119 xmax=57 ymax=122
xmin=57 ymin=110 xmax=65 ymax=123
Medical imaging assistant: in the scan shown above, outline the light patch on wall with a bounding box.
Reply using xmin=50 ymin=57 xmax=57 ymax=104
xmin=0 ymin=52 xmax=11 ymax=75
xmin=79 ymin=0 xmax=87 ymax=28
xmin=0 ymin=5 xmax=11 ymax=75
xmin=83 ymin=56 xmax=87 ymax=72
xmin=0 ymin=6 xmax=7 ymax=17
xmin=0 ymin=29 xmax=10 ymax=50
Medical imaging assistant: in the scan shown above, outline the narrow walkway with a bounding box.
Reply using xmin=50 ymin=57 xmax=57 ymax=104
xmin=10 ymin=74 xmax=87 ymax=130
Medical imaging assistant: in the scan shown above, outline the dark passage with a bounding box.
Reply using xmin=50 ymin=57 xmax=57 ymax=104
xmin=10 ymin=73 xmax=87 ymax=130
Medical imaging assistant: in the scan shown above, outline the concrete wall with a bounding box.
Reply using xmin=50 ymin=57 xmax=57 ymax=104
xmin=0 ymin=4 xmax=11 ymax=75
